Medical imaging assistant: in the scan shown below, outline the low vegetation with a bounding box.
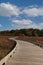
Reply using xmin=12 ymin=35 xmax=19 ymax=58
xmin=0 ymin=28 xmax=43 ymax=60
xmin=0 ymin=36 xmax=16 ymax=60
xmin=0 ymin=29 xmax=43 ymax=37
xmin=17 ymin=36 xmax=43 ymax=48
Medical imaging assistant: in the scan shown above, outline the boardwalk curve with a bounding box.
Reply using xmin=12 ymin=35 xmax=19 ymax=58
xmin=6 ymin=39 xmax=43 ymax=65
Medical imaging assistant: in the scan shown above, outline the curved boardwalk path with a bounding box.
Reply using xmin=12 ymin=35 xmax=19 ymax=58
xmin=6 ymin=39 xmax=43 ymax=65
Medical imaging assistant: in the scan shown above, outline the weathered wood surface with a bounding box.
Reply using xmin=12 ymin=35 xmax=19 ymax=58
xmin=6 ymin=40 xmax=43 ymax=65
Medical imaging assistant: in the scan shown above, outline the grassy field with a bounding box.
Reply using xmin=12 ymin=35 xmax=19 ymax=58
xmin=0 ymin=36 xmax=16 ymax=60
xmin=17 ymin=36 xmax=43 ymax=48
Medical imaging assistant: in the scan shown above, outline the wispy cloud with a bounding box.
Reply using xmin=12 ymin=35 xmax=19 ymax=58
xmin=23 ymin=7 xmax=43 ymax=17
xmin=0 ymin=3 xmax=43 ymax=30
xmin=0 ymin=3 xmax=43 ymax=17
xmin=0 ymin=24 xmax=3 ymax=27
xmin=12 ymin=19 xmax=32 ymax=25
xmin=0 ymin=3 xmax=20 ymax=17
xmin=11 ymin=19 xmax=43 ymax=29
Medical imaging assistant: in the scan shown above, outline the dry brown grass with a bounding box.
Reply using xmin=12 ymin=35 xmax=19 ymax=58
xmin=17 ymin=36 xmax=43 ymax=47
xmin=0 ymin=36 xmax=16 ymax=60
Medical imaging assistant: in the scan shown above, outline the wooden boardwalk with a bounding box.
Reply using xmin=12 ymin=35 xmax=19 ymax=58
xmin=6 ymin=40 xmax=43 ymax=65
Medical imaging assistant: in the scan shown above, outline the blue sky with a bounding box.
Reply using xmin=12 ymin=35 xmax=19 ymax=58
xmin=0 ymin=0 xmax=43 ymax=31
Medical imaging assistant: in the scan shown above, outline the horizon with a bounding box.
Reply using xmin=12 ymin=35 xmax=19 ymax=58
xmin=0 ymin=0 xmax=43 ymax=31
xmin=0 ymin=28 xmax=43 ymax=32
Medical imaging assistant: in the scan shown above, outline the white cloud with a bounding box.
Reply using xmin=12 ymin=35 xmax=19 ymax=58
xmin=0 ymin=3 xmax=20 ymax=17
xmin=0 ymin=24 xmax=3 ymax=27
xmin=23 ymin=7 xmax=43 ymax=17
xmin=38 ymin=23 xmax=43 ymax=29
xmin=12 ymin=19 xmax=32 ymax=25
xmin=11 ymin=19 xmax=43 ymax=29
xmin=0 ymin=3 xmax=43 ymax=17
xmin=0 ymin=3 xmax=43 ymax=30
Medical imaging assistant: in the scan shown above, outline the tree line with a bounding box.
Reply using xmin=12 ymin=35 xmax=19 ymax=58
xmin=0 ymin=29 xmax=43 ymax=37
